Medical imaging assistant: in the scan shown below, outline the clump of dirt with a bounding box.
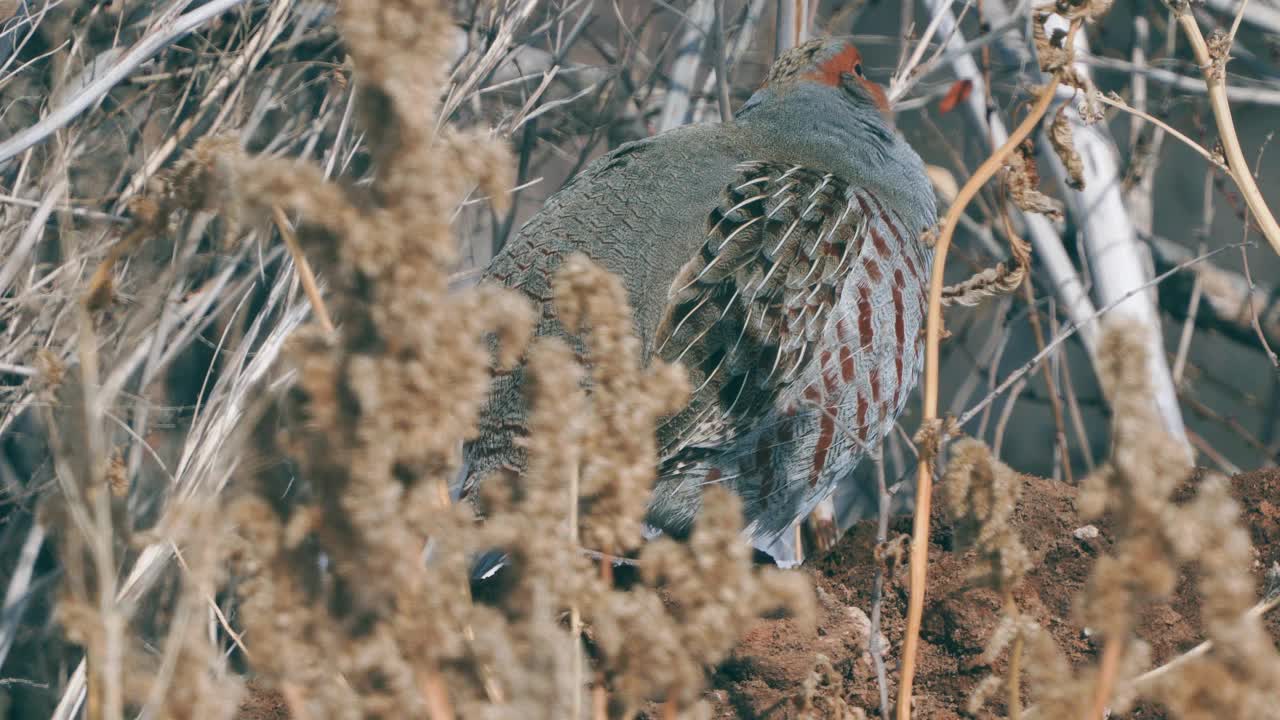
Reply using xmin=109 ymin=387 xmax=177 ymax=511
xmin=702 ymin=468 xmax=1280 ymax=718
xmin=237 ymin=681 xmax=290 ymax=720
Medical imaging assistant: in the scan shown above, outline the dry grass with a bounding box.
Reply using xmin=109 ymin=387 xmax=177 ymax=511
xmin=2 ymin=1 xmax=1279 ymax=719
xmin=2 ymin=2 xmax=813 ymax=717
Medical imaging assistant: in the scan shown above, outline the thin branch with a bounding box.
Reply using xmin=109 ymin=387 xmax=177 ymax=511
xmin=0 ymin=0 xmax=253 ymax=164
xmin=658 ymin=0 xmax=715 ymax=132
xmin=1237 ymin=243 xmax=1280 ymax=367
xmin=0 ymin=522 xmax=46 ymax=671
xmin=0 ymin=193 xmax=127 ymax=223
xmin=1094 ymin=92 xmax=1227 ymax=171
xmin=1086 ymin=633 xmax=1123 ymax=720
xmin=957 ymin=242 xmax=1248 ymax=429
xmin=888 ymin=0 xmax=969 ymax=104
xmin=1147 ymin=232 xmax=1280 ymax=354
xmin=1047 ymin=29 xmax=1190 ymax=454
xmin=1169 ymin=2 xmax=1280 ymax=255
xmin=712 ymin=0 xmax=733 ymax=123
xmin=1082 ymin=54 xmax=1280 ymax=105
xmin=927 ymin=0 xmax=1101 ymax=356
xmin=899 ymin=62 xmax=1066 ymax=720
xmin=272 ymin=206 xmax=335 ymax=334
xmin=1207 ymin=0 xmax=1280 ymax=32
xmin=868 ymin=446 xmax=892 ymax=720
xmin=1130 ymin=593 xmax=1280 ymax=690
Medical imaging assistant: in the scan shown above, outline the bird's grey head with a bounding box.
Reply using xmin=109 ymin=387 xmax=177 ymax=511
xmin=736 ymin=38 xmax=937 ymax=234
xmin=755 ymin=38 xmax=891 ymax=118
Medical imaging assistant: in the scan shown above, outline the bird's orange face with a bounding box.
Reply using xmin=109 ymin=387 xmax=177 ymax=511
xmin=807 ymin=42 xmax=890 ymax=115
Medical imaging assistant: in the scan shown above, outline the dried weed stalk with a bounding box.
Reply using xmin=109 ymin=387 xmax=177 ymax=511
xmin=477 ymin=256 xmax=813 ymax=716
xmin=899 ymin=11 xmax=1092 ymax=713
xmin=83 ymin=133 xmax=240 ymax=309
xmin=949 ymin=315 xmax=1280 ymax=719
xmin=947 ymin=320 xmax=1274 ymax=720
xmin=26 ymin=0 xmax=816 ymax=714
xmin=793 ymin=654 xmax=866 ymax=720
xmin=550 ymin=255 xmax=691 ymax=555
xmin=1002 ymin=140 xmax=1063 ymax=222
xmin=43 ymin=374 xmax=245 ymax=718
xmin=1001 ymin=317 xmax=1280 ymax=720
xmin=943 ymin=438 xmax=1034 ymax=718
xmin=1083 ymin=319 xmax=1280 ymax=717
xmin=215 ymin=2 xmax=535 ymax=714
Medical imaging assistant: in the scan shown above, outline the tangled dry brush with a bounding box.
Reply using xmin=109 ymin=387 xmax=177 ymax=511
xmin=15 ymin=2 xmax=814 ymax=718
xmin=3 ymin=1 xmax=1279 ymax=719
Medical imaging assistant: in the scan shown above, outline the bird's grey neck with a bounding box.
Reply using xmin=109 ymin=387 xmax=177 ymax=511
xmin=737 ymin=84 xmax=937 ymax=235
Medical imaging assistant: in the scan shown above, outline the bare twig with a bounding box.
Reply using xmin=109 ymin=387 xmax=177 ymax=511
xmin=1086 ymin=633 xmax=1124 ymax=720
xmin=711 ymin=0 xmax=733 ymax=123
xmin=1095 ymin=92 xmax=1227 ymax=171
xmin=958 ymin=242 xmax=1248 ymax=429
xmin=899 ymin=60 xmax=1067 ymax=720
xmin=1205 ymin=0 xmax=1280 ymax=32
xmin=1131 ymin=593 xmax=1280 ymax=690
xmin=1173 ymin=179 xmax=1215 ymax=385
xmin=115 ymin=0 xmax=294 ymax=212
xmin=1082 ymin=54 xmax=1280 ymax=105
xmin=1027 ymin=579 xmax=1280 ymax=720
xmin=0 ymin=522 xmax=46 ymax=671
xmin=774 ymin=0 xmax=813 ymax=55
xmin=693 ymin=0 xmax=766 ymax=123
xmin=888 ymin=0 xmax=970 ymax=104
xmin=1238 ymin=244 xmax=1280 ymax=367
xmin=0 ymin=193 xmax=127 ymax=223
xmin=1147 ymin=233 xmax=1280 ymax=354
xmin=1168 ymin=1 xmax=1280 ymax=255
xmin=658 ymin=0 xmax=715 ymax=132
xmin=272 ymin=205 xmax=334 ymax=334
xmin=1045 ymin=28 xmax=1189 ymax=455
xmin=0 ymin=0 xmax=253 ymax=164
xmin=868 ymin=447 xmax=892 ymax=720
xmin=927 ymin=0 xmax=1100 ymax=358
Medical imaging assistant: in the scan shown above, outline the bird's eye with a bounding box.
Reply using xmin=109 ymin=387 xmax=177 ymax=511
xmin=853 ymin=63 xmax=864 ymax=78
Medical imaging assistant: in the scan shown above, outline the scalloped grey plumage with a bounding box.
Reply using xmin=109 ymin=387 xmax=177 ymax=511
xmin=460 ymin=38 xmax=937 ymax=549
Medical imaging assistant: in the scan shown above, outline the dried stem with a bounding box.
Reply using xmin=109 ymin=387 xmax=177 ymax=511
xmin=421 ymin=667 xmax=456 ymax=720
xmin=1086 ymin=635 xmax=1123 ymax=720
xmin=1169 ymin=3 xmax=1280 ymax=255
xmin=1007 ymin=609 xmax=1024 ymax=720
xmin=0 ymin=0 xmax=254 ymax=164
xmin=956 ymin=240 xmax=1244 ymax=432
xmin=1009 ymin=196 xmax=1073 ymax=484
xmin=869 ymin=447 xmax=892 ymax=720
xmin=271 ymin=205 xmax=334 ymax=334
xmin=1128 ymin=593 xmax=1280 ymax=691
xmin=897 ymin=66 xmax=1066 ymax=720
xmin=1094 ymin=93 xmax=1227 ymax=171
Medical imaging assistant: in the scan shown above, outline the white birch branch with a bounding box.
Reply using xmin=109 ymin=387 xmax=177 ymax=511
xmin=1039 ymin=19 xmax=1191 ymax=453
xmin=774 ymin=0 xmax=814 ymax=55
xmin=658 ymin=0 xmax=716 ymax=132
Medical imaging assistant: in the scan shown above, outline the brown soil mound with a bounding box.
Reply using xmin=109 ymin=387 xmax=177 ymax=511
xmin=238 ymin=469 xmax=1280 ymax=718
xmin=703 ymin=468 xmax=1280 ymax=718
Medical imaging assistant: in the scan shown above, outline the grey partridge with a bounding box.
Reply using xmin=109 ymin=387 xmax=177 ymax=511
xmin=461 ymin=38 xmax=937 ymax=549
